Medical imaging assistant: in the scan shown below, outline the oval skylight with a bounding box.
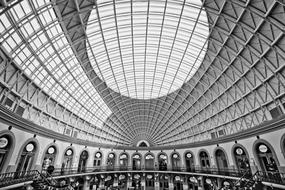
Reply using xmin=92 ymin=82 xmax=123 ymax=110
xmin=86 ymin=0 xmax=209 ymax=99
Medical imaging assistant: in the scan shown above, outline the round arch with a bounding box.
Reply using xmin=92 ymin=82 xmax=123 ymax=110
xmin=41 ymin=142 xmax=59 ymax=168
xmin=197 ymin=149 xmax=211 ymax=168
xmin=280 ymin=133 xmax=285 ymax=160
xmin=0 ymin=130 xmax=16 ymax=173
xmin=252 ymin=139 xmax=280 ymax=172
xmin=213 ymin=147 xmax=229 ymax=169
xmin=15 ymin=137 xmax=40 ymax=171
xmin=231 ymin=143 xmax=250 ymax=171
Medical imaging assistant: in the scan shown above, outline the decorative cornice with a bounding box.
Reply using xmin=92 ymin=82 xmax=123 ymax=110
xmin=0 ymin=105 xmax=284 ymax=150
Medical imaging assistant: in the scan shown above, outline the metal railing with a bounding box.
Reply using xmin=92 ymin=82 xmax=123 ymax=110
xmin=0 ymin=170 xmax=39 ymax=187
xmin=1 ymin=166 xmax=285 ymax=188
xmin=49 ymin=166 xmax=248 ymax=178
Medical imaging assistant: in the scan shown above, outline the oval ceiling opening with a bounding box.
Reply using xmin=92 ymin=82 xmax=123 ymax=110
xmin=86 ymin=0 xmax=209 ymax=99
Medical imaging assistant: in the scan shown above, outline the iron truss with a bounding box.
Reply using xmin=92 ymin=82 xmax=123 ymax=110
xmin=0 ymin=0 xmax=285 ymax=147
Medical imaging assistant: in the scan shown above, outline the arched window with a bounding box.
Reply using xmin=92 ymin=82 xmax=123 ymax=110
xmin=16 ymin=142 xmax=37 ymax=172
xmin=107 ymin=153 xmax=116 ymax=170
xmin=119 ymin=153 xmax=128 ymax=169
xmin=215 ymin=149 xmax=228 ymax=170
xmin=199 ymin=151 xmax=210 ymax=169
xmin=158 ymin=153 xmax=168 ymax=171
xmin=233 ymin=146 xmax=251 ymax=173
xmin=173 ymin=176 xmax=183 ymax=190
xmin=132 ymin=154 xmax=141 ymax=170
xmin=256 ymin=143 xmax=279 ymax=174
xmin=185 ymin=152 xmax=195 ymax=172
xmin=171 ymin=153 xmax=181 ymax=171
xmin=42 ymin=145 xmax=57 ymax=171
xmin=145 ymin=174 xmax=154 ymax=189
xmin=62 ymin=148 xmax=74 ymax=172
xmin=94 ymin=152 xmax=102 ymax=167
xmin=0 ymin=135 xmax=11 ymax=172
xmin=145 ymin=153 xmax=154 ymax=170
xmin=78 ymin=150 xmax=89 ymax=172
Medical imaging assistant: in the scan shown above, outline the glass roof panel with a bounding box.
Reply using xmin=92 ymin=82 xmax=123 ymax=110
xmin=86 ymin=0 xmax=209 ymax=99
xmin=0 ymin=0 xmax=112 ymax=128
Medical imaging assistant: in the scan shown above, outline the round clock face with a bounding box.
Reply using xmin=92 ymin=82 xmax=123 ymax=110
xmin=259 ymin=144 xmax=268 ymax=153
xmin=96 ymin=152 xmax=102 ymax=158
xmin=26 ymin=143 xmax=34 ymax=152
xmin=236 ymin=148 xmax=243 ymax=155
xmin=186 ymin=153 xmax=192 ymax=158
xmin=48 ymin=147 xmax=55 ymax=154
xmin=0 ymin=137 xmax=8 ymax=148
xmin=173 ymin=154 xmax=178 ymax=158
xmin=66 ymin=149 xmax=73 ymax=156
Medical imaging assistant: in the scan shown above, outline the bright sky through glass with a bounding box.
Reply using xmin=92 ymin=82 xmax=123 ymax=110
xmin=0 ymin=0 xmax=112 ymax=128
xmin=86 ymin=0 xmax=209 ymax=99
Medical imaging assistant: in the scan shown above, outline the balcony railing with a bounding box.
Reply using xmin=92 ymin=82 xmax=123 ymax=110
xmin=0 ymin=170 xmax=39 ymax=188
xmin=0 ymin=166 xmax=285 ymax=188
xmin=50 ymin=166 xmax=249 ymax=179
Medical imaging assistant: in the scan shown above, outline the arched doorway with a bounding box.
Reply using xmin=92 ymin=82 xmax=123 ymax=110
xmin=16 ymin=142 xmax=37 ymax=173
xmin=0 ymin=135 xmax=12 ymax=172
xmin=61 ymin=148 xmax=74 ymax=173
xmin=188 ymin=176 xmax=199 ymax=190
xmin=119 ymin=153 xmax=129 ymax=170
xmin=199 ymin=151 xmax=210 ymax=169
xmin=107 ymin=153 xmax=116 ymax=170
xmin=255 ymin=143 xmax=279 ymax=179
xmin=159 ymin=174 xmax=169 ymax=190
xmin=78 ymin=150 xmax=89 ymax=172
xmin=185 ymin=152 xmax=195 ymax=172
xmin=132 ymin=154 xmax=141 ymax=170
xmin=145 ymin=173 xmax=154 ymax=190
xmin=132 ymin=173 xmax=141 ymax=190
xmin=173 ymin=176 xmax=183 ymax=190
xmin=118 ymin=174 xmax=127 ymax=190
xmin=104 ymin=175 xmax=114 ymax=189
xmin=145 ymin=153 xmax=154 ymax=170
xmin=233 ymin=146 xmax=251 ymax=174
xmin=158 ymin=153 xmax=167 ymax=171
xmin=215 ymin=149 xmax=228 ymax=172
xmin=171 ymin=153 xmax=181 ymax=171
xmin=94 ymin=152 xmax=102 ymax=167
xmin=42 ymin=145 xmax=57 ymax=171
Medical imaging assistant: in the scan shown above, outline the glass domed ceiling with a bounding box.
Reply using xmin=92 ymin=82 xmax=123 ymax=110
xmin=86 ymin=0 xmax=209 ymax=99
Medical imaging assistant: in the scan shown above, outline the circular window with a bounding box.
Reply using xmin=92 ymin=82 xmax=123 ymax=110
xmin=175 ymin=176 xmax=181 ymax=181
xmin=109 ymin=153 xmax=114 ymax=158
xmin=133 ymin=154 xmax=140 ymax=159
xmin=258 ymin=144 xmax=268 ymax=153
xmin=186 ymin=153 xmax=192 ymax=158
xmin=146 ymin=154 xmax=154 ymax=160
xmin=66 ymin=149 xmax=73 ymax=156
xmin=223 ymin=181 xmax=230 ymax=186
xmin=48 ymin=147 xmax=55 ymax=154
xmin=120 ymin=154 xmax=127 ymax=159
xmin=159 ymin=154 xmax=167 ymax=160
xmin=173 ymin=154 xmax=179 ymax=159
xmin=235 ymin=148 xmax=243 ymax=155
xmin=0 ymin=137 xmax=8 ymax=148
xmin=189 ymin=177 xmax=197 ymax=183
xmin=205 ymin=178 xmax=212 ymax=184
xmin=96 ymin=152 xmax=102 ymax=158
xmin=26 ymin=143 xmax=34 ymax=152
